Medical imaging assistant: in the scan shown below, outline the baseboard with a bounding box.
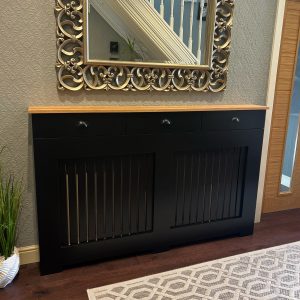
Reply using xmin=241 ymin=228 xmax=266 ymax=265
xmin=18 ymin=245 xmax=40 ymax=265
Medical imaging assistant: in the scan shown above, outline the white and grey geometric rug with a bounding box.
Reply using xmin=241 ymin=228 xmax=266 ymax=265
xmin=87 ymin=241 xmax=300 ymax=300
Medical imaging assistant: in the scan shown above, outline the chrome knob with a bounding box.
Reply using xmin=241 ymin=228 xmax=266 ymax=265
xmin=161 ymin=118 xmax=172 ymax=127
xmin=232 ymin=117 xmax=240 ymax=123
xmin=77 ymin=120 xmax=89 ymax=128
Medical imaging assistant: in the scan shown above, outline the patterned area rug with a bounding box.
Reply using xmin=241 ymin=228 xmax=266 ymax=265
xmin=87 ymin=241 xmax=300 ymax=299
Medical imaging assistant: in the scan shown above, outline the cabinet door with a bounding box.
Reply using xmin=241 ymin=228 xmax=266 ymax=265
xmin=159 ymin=130 xmax=264 ymax=246
xmin=34 ymin=135 xmax=161 ymax=274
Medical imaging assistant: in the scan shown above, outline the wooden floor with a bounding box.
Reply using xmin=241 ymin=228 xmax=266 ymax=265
xmin=1 ymin=209 xmax=300 ymax=300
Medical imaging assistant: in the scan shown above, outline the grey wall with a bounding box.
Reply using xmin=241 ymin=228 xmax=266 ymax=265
xmin=0 ymin=0 xmax=277 ymax=247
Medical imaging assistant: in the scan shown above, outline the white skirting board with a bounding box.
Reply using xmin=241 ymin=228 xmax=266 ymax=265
xmin=18 ymin=245 xmax=39 ymax=265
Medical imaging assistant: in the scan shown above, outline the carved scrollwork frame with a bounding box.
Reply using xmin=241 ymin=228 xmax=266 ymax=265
xmin=55 ymin=0 xmax=234 ymax=92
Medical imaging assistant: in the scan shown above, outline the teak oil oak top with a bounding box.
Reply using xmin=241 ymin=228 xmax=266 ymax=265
xmin=28 ymin=105 xmax=268 ymax=114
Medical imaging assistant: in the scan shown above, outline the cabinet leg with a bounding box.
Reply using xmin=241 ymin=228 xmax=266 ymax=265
xmin=238 ymin=224 xmax=254 ymax=237
xmin=39 ymin=261 xmax=62 ymax=276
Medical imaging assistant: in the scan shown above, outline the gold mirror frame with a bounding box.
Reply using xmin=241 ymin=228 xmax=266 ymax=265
xmin=55 ymin=0 xmax=234 ymax=92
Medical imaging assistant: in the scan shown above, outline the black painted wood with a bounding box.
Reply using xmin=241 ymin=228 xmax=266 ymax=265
xmin=32 ymin=111 xmax=265 ymax=275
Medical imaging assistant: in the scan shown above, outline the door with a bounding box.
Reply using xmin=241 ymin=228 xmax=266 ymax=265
xmin=166 ymin=127 xmax=264 ymax=245
xmin=263 ymin=0 xmax=300 ymax=213
xmin=34 ymin=134 xmax=161 ymax=274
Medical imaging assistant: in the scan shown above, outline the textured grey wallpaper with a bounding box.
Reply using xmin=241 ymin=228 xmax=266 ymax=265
xmin=0 ymin=0 xmax=277 ymax=247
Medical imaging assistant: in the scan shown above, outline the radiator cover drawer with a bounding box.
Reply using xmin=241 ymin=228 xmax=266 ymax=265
xmin=32 ymin=114 xmax=124 ymax=138
xmin=203 ymin=111 xmax=265 ymax=131
xmin=126 ymin=112 xmax=202 ymax=134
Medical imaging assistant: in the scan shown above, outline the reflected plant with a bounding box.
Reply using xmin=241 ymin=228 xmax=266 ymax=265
xmin=126 ymin=36 xmax=136 ymax=53
xmin=126 ymin=36 xmax=144 ymax=61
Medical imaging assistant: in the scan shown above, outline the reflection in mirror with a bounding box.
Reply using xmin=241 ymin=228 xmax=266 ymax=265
xmin=86 ymin=0 xmax=212 ymax=66
xmin=280 ymin=43 xmax=300 ymax=193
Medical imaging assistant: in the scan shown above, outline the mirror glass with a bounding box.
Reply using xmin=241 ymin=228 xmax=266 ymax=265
xmin=85 ymin=0 xmax=214 ymax=67
xmin=280 ymin=42 xmax=300 ymax=193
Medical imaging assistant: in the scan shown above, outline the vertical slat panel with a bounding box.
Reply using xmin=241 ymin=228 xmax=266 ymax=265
xmin=85 ymin=162 xmax=89 ymax=242
xmin=180 ymin=154 xmax=187 ymax=225
xmin=193 ymin=153 xmax=202 ymax=223
xmin=60 ymin=154 xmax=155 ymax=246
xmin=102 ymin=160 xmax=108 ymax=239
xmin=210 ymin=151 xmax=222 ymax=222
xmin=189 ymin=153 xmax=199 ymax=224
xmin=105 ymin=159 xmax=113 ymax=238
xmin=122 ymin=158 xmax=130 ymax=236
xmin=86 ymin=161 xmax=96 ymax=242
xmin=172 ymin=147 xmax=248 ymax=228
xmin=224 ymin=149 xmax=235 ymax=219
xmin=203 ymin=151 xmax=213 ymax=223
xmin=235 ymin=148 xmax=247 ymax=217
xmin=183 ymin=154 xmax=192 ymax=224
xmin=68 ymin=162 xmax=77 ymax=244
xmin=115 ymin=158 xmax=124 ymax=236
xmin=61 ymin=148 xmax=246 ymax=242
xmin=217 ymin=150 xmax=227 ymax=220
xmin=78 ymin=161 xmax=87 ymax=244
xmin=208 ymin=151 xmax=216 ymax=222
xmin=128 ymin=157 xmax=132 ymax=235
xmin=130 ymin=158 xmax=138 ymax=234
xmin=136 ymin=159 xmax=141 ymax=233
xmin=174 ymin=156 xmax=180 ymax=226
xmin=111 ymin=160 xmax=115 ymax=238
xmin=187 ymin=154 xmax=195 ymax=224
xmin=65 ymin=164 xmax=71 ymax=245
xmin=146 ymin=156 xmax=154 ymax=231
xmin=75 ymin=163 xmax=80 ymax=244
xmin=59 ymin=162 xmax=69 ymax=246
xmin=96 ymin=159 xmax=105 ymax=240
xmin=229 ymin=148 xmax=240 ymax=218
xmin=197 ymin=152 xmax=207 ymax=224
xmin=138 ymin=157 xmax=146 ymax=232
xmin=94 ymin=161 xmax=98 ymax=241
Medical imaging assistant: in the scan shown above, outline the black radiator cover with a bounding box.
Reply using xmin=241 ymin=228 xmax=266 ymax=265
xmin=32 ymin=110 xmax=265 ymax=275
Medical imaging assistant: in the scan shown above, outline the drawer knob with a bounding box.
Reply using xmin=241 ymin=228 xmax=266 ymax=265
xmin=232 ymin=117 xmax=240 ymax=123
xmin=77 ymin=121 xmax=89 ymax=129
xmin=161 ymin=118 xmax=172 ymax=127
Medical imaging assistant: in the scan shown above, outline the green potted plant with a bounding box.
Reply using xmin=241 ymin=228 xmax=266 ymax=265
xmin=0 ymin=149 xmax=22 ymax=288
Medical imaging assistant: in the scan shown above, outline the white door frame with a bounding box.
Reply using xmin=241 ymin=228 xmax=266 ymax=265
xmin=255 ymin=0 xmax=287 ymax=222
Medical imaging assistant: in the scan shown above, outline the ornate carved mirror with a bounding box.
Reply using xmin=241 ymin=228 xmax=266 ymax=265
xmin=55 ymin=0 xmax=234 ymax=92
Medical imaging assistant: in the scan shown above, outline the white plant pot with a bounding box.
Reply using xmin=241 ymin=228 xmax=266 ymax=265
xmin=0 ymin=248 xmax=20 ymax=288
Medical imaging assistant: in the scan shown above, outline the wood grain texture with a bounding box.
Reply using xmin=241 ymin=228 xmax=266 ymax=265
xmin=1 ymin=209 xmax=300 ymax=300
xmin=263 ymin=0 xmax=300 ymax=213
xmin=28 ymin=105 xmax=268 ymax=114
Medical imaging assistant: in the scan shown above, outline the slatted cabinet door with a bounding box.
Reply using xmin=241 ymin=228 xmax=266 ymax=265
xmin=166 ymin=129 xmax=264 ymax=246
xmin=34 ymin=135 xmax=160 ymax=274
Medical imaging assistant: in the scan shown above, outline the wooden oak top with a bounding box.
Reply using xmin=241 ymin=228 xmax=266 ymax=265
xmin=28 ymin=105 xmax=268 ymax=114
